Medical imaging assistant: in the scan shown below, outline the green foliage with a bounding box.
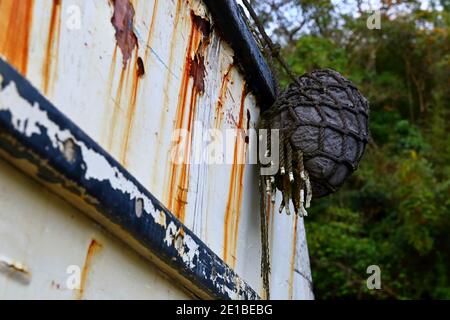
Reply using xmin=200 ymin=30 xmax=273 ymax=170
xmin=288 ymin=36 xmax=348 ymax=76
xmin=265 ymin=0 xmax=450 ymax=299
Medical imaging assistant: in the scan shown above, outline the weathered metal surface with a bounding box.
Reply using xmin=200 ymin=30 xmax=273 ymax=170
xmin=0 ymin=0 xmax=313 ymax=299
xmin=203 ymin=0 xmax=277 ymax=108
xmin=0 ymin=57 xmax=259 ymax=299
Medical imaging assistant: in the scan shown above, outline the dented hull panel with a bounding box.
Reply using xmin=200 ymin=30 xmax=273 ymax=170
xmin=0 ymin=0 xmax=313 ymax=300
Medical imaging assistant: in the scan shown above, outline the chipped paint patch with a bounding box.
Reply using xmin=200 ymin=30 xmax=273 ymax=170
xmin=110 ymin=0 xmax=138 ymax=66
xmin=156 ymin=210 xmax=167 ymax=228
xmin=106 ymin=0 xmax=144 ymax=166
xmin=164 ymin=222 xmax=199 ymax=270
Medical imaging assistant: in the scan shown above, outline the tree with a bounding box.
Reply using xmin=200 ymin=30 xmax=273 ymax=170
xmin=248 ymin=0 xmax=450 ymax=299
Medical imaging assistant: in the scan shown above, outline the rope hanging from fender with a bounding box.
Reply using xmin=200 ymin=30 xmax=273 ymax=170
xmin=241 ymin=0 xmax=313 ymax=300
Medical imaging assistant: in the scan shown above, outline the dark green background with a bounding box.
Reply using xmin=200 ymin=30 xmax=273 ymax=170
xmin=250 ymin=0 xmax=450 ymax=299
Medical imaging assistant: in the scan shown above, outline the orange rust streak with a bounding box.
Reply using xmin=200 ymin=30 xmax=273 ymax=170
xmin=107 ymin=65 xmax=127 ymax=151
xmin=43 ymin=0 xmax=62 ymax=95
xmin=223 ymin=85 xmax=248 ymax=268
xmin=288 ymin=215 xmax=299 ymax=300
xmin=173 ymin=90 xmax=198 ymax=222
xmin=214 ymin=65 xmax=233 ymax=130
xmin=108 ymin=46 xmax=118 ymax=93
xmin=143 ymin=0 xmax=159 ymax=64
xmin=166 ymin=11 xmax=203 ymax=222
xmin=77 ymin=239 xmax=102 ymax=300
xmin=0 ymin=0 xmax=34 ymax=75
xmin=120 ymin=49 xmax=142 ymax=166
xmin=102 ymin=46 xmax=118 ymax=147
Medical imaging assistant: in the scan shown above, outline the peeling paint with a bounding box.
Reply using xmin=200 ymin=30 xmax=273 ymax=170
xmin=110 ymin=0 xmax=138 ymax=66
xmin=105 ymin=0 xmax=145 ymax=166
xmin=0 ymin=0 xmax=34 ymax=75
xmin=0 ymin=0 xmax=314 ymax=299
xmin=164 ymin=222 xmax=199 ymax=270
xmin=0 ymin=81 xmax=159 ymax=222
xmin=0 ymin=65 xmax=259 ymax=299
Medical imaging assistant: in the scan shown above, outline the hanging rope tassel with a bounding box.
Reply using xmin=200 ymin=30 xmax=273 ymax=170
xmin=297 ymin=151 xmax=312 ymax=217
xmin=303 ymin=171 xmax=312 ymax=209
xmin=258 ymin=173 xmax=271 ymax=300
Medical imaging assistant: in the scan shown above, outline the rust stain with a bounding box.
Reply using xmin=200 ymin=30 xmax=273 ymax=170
xmin=223 ymin=84 xmax=248 ymax=268
xmin=188 ymin=14 xmax=210 ymax=94
xmin=42 ymin=0 xmax=62 ymax=95
xmin=165 ymin=11 xmax=211 ymax=222
xmin=288 ymin=215 xmax=299 ymax=300
xmin=106 ymin=45 xmax=119 ymax=104
xmin=77 ymin=239 xmax=103 ymax=300
xmin=143 ymin=0 xmax=159 ymax=64
xmin=105 ymin=0 xmax=144 ymax=165
xmin=214 ymin=64 xmax=233 ymax=130
xmin=120 ymin=50 xmax=144 ymax=165
xmin=107 ymin=63 xmax=126 ymax=152
xmin=0 ymin=0 xmax=34 ymax=75
xmin=103 ymin=46 xmax=118 ymax=147
xmin=110 ymin=0 xmax=138 ymax=67
xmin=189 ymin=54 xmax=206 ymax=94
